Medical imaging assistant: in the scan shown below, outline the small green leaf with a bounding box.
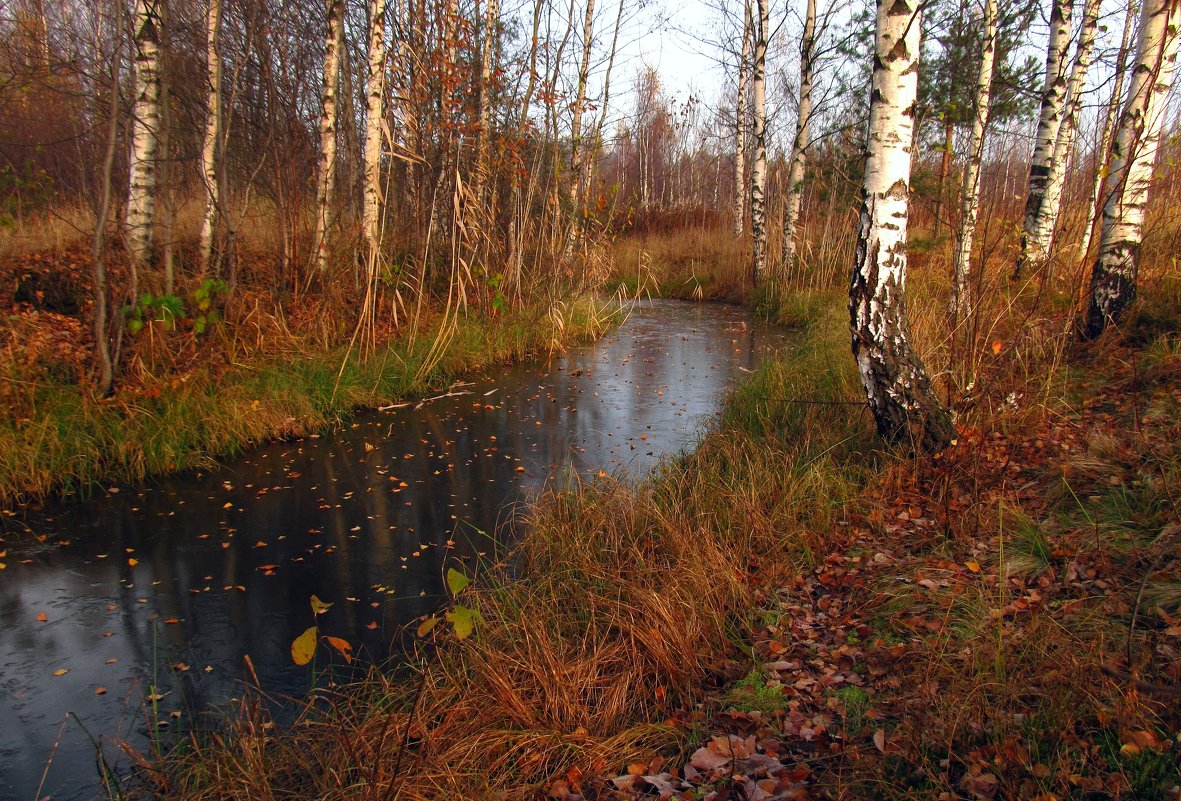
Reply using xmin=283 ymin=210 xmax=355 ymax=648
xmin=310 ymin=594 xmax=333 ymax=615
xmin=446 ymin=567 xmax=470 ymax=597
xmin=291 ymin=626 xmax=318 ymax=665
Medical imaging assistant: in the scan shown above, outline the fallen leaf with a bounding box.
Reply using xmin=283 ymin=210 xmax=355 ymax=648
xmin=873 ymin=729 xmax=887 ymax=753
xmin=53 ymin=668 xmax=69 ymax=677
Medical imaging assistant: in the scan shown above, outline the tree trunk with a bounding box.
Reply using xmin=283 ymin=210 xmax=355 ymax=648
xmin=1016 ymin=0 xmax=1074 ymax=277
xmin=932 ymin=118 xmax=953 ymax=240
xmin=363 ymin=0 xmax=388 ymax=258
xmin=733 ymin=0 xmax=751 ymax=237
xmin=93 ymin=0 xmax=124 ymax=396
xmin=1077 ymin=0 xmax=1137 ymax=266
xmin=1082 ymin=0 xmax=1181 ymax=339
xmin=568 ymin=0 xmax=596 ymax=217
xmin=950 ymin=0 xmax=997 ymax=325
xmin=126 ymin=0 xmax=162 ymax=268
xmin=749 ymin=0 xmax=768 ymax=285
xmin=780 ymin=0 xmax=815 ymax=279
xmin=850 ymin=0 xmax=954 ymax=454
xmin=1038 ymin=0 xmax=1101 ymax=260
xmin=199 ymin=0 xmax=223 ymax=276
xmin=476 ymin=0 xmax=499 ymax=188
xmin=313 ymin=0 xmax=344 ymax=274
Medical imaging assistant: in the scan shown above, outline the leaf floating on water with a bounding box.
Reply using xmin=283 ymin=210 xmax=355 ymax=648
xmin=128 ymin=558 xmax=139 ymax=567
xmin=365 ymin=620 xmax=378 ymax=630
xmin=95 ymin=687 xmax=107 ymax=695
xmin=53 ymin=668 xmax=69 ymax=677
xmin=324 ymin=636 xmax=353 ymax=663
xmin=36 ymin=612 xmax=47 ymax=622
xmin=291 ymin=626 xmax=318 ymax=666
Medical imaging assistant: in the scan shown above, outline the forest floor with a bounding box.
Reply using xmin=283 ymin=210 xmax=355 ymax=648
xmin=155 ymin=258 xmax=1181 ymax=800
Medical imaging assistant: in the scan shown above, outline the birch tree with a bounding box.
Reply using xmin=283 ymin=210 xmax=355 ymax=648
xmin=363 ymin=0 xmax=388 ymax=257
xmin=1036 ymin=0 xmax=1101 ymax=260
xmin=198 ymin=0 xmax=223 ymax=275
xmin=1082 ymin=0 xmax=1181 ymax=339
xmin=734 ymin=0 xmax=751 ymax=237
xmin=850 ymin=0 xmax=955 ymax=453
xmin=125 ymin=0 xmax=162 ymax=268
xmin=312 ymin=0 xmax=345 ymax=274
xmin=749 ymin=0 xmax=768 ymax=285
xmin=568 ymin=0 xmax=596 ymax=215
xmin=950 ymin=0 xmax=997 ymax=325
xmin=1077 ymin=0 xmax=1137 ymax=264
xmin=1015 ymin=0 xmax=1074 ymax=278
xmin=779 ymin=0 xmax=816 ymax=277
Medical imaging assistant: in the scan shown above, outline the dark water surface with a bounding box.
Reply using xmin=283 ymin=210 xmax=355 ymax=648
xmin=0 ymin=300 xmax=788 ymax=800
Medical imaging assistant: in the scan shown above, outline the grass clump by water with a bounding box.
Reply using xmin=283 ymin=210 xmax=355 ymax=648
xmin=0 ymin=298 xmax=616 ymax=507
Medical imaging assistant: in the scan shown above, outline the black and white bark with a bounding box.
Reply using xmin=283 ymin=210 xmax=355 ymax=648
xmin=126 ymin=0 xmax=162 ymax=268
xmin=850 ymin=0 xmax=955 ymax=453
xmin=950 ymin=0 xmax=997 ymax=324
xmin=749 ymin=0 xmax=768 ymax=285
xmin=199 ymin=0 xmax=223 ymax=275
xmin=363 ymin=0 xmax=388 ymax=257
xmin=780 ymin=0 xmax=816 ymax=277
xmin=1082 ymin=0 xmax=1181 ymax=339
xmin=734 ymin=0 xmax=751 ymax=237
xmin=312 ymin=0 xmax=344 ymax=273
xmin=1016 ymin=0 xmax=1074 ymax=277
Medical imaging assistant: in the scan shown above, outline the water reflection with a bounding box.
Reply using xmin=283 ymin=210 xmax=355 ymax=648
xmin=0 ymin=300 xmax=787 ymax=800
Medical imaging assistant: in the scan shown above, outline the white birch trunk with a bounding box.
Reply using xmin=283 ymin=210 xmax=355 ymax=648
xmin=568 ymin=0 xmax=596 ymax=214
xmin=749 ymin=0 xmax=768 ymax=285
xmin=1077 ymin=0 xmax=1137 ymax=265
xmin=950 ymin=0 xmax=997 ymax=324
xmin=779 ymin=0 xmax=816 ymax=276
xmin=199 ymin=0 xmax=223 ymax=275
xmin=126 ymin=0 xmax=162 ymax=268
xmin=850 ymin=0 xmax=954 ymax=453
xmin=477 ymin=0 xmax=499 ymax=184
xmin=1038 ymin=0 xmax=1101 ymax=259
xmin=1017 ymin=0 xmax=1074 ymax=275
xmin=1083 ymin=0 xmax=1181 ymax=338
xmin=734 ymin=1 xmax=751 ymax=237
xmin=363 ymin=0 xmax=388 ymax=256
xmin=313 ymin=0 xmax=344 ymax=273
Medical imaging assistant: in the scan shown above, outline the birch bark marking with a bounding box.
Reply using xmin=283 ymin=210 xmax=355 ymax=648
xmin=199 ymin=0 xmax=223 ymax=275
xmin=313 ymin=0 xmax=344 ymax=274
xmin=1083 ymin=0 xmax=1181 ymax=339
xmin=780 ymin=0 xmax=816 ymax=279
xmin=749 ymin=0 xmax=768 ymax=285
xmin=363 ymin=0 xmax=388 ymax=257
xmin=850 ymin=0 xmax=955 ymax=453
xmin=126 ymin=0 xmax=162 ymax=268
xmin=1039 ymin=0 xmax=1101 ymax=260
xmin=1016 ymin=0 xmax=1074 ymax=277
xmin=734 ymin=0 xmax=751 ymax=237
xmin=568 ymin=0 xmax=596 ymax=216
xmin=950 ymin=0 xmax=997 ymax=324
xmin=1077 ymin=0 xmax=1137 ymax=265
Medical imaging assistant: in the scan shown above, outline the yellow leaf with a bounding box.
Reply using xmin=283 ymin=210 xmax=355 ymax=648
xmin=966 ymin=560 xmax=981 ymax=573
xmin=310 ymin=595 xmax=333 ymax=615
xmin=291 ymin=626 xmax=318 ymax=666
xmin=417 ymin=617 xmax=440 ymax=637
xmin=128 ymin=558 xmax=139 ymax=566
xmin=53 ymin=668 xmax=69 ymax=677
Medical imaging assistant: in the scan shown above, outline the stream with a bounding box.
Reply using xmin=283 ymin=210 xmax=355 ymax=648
xmin=0 ymin=300 xmax=789 ymax=801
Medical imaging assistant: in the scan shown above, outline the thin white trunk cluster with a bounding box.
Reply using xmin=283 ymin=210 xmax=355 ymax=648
xmin=749 ymin=0 xmax=768 ymax=285
xmin=1017 ymin=0 xmax=1074 ymax=276
xmin=950 ymin=0 xmax=998 ymax=324
xmin=568 ymin=0 xmax=596 ymax=216
xmin=734 ymin=2 xmax=751 ymax=237
xmin=1083 ymin=0 xmax=1181 ymax=338
xmin=363 ymin=0 xmax=388 ymax=257
xmin=1037 ymin=0 xmax=1102 ymax=260
xmin=850 ymin=0 xmax=953 ymax=453
xmin=126 ymin=0 xmax=162 ymax=267
xmin=313 ymin=0 xmax=345 ymax=273
xmin=1078 ymin=0 xmax=1138 ymax=265
xmin=780 ymin=0 xmax=816 ymax=276
xmin=199 ymin=0 xmax=223 ymax=274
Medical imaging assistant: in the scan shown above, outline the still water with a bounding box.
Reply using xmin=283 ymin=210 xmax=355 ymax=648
xmin=0 ymin=300 xmax=788 ymax=800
